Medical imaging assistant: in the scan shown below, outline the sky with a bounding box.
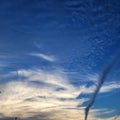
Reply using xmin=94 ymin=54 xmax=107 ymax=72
xmin=0 ymin=0 xmax=120 ymax=120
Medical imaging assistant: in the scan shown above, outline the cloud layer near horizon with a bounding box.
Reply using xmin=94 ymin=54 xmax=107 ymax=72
xmin=0 ymin=68 xmax=120 ymax=120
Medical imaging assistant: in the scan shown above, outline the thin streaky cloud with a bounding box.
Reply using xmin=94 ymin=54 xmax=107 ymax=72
xmin=81 ymin=82 xmax=120 ymax=94
xmin=30 ymin=53 xmax=56 ymax=62
xmin=33 ymin=41 xmax=42 ymax=48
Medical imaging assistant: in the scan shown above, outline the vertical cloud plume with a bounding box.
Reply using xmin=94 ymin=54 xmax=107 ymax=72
xmin=84 ymin=52 xmax=120 ymax=120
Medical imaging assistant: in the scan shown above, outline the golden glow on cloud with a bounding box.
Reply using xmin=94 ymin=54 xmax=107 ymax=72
xmin=0 ymin=69 xmax=119 ymax=120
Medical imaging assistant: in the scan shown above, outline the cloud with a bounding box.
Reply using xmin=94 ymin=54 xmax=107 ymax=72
xmin=86 ymin=109 xmax=120 ymax=120
xmin=100 ymin=81 xmax=120 ymax=93
xmin=86 ymin=73 xmax=99 ymax=82
xmin=0 ymin=68 xmax=86 ymax=119
xmin=80 ymin=82 xmax=120 ymax=95
xmin=30 ymin=53 xmax=56 ymax=62
xmin=85 ymin=53 xmax=120 ymax=120
xmin=0 ymin=69 xmax=119 ymax=120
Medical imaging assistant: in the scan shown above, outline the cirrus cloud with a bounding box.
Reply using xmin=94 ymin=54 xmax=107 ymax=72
xmin=30 ymin=53 xmax=56 ymax=62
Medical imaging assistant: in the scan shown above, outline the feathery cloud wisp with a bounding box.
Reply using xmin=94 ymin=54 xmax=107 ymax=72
xmin=30 ymin=53 xmax=56 ymax=62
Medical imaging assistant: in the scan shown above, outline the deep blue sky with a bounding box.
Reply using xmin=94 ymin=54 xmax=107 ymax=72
xmin=0 ymin=0 xmax=120 ymax=120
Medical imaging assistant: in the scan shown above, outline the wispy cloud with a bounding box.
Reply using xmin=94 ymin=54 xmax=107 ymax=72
xmin=0 ymin=68 xmax=119 ymax=120
xmin=81 ymin=82 xmax=120 ymax=94
xmin=100 ymin=81 xmax=120 ymax=93
xmin=0 ymin=68 xmax=86 ymax=119
xmin=30 ymin=53 xmax=56 ymax=62
xmin=86 ymin=73 xmax=99 ymax=82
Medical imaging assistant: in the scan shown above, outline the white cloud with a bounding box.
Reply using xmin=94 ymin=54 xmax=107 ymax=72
xmin=80 ymin=81 xmax=120 ymax=95
xmin=30 ymin=53 xmax=56 ymax=62
xmin=0 ymin=68 xmax=86 ymax=119
xmin=81 ymin=73 xmax=120 ymax=94
xmin=0 ymin=69 xmax=119 ymax=120
xmin=100 ymin=81 xmax=120 ymax=93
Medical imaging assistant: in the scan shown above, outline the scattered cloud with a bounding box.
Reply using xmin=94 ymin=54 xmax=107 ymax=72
xmin=30 ymin=53 xmax=56 ymax=62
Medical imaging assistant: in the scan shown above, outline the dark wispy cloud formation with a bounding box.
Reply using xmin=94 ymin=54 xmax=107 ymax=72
xmin=85 ymin=52 xmax=120 ymax=120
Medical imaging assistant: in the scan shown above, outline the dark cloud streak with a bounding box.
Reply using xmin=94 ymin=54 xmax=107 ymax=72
xmin=84 ymin=52 xmax=120 ymax=120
